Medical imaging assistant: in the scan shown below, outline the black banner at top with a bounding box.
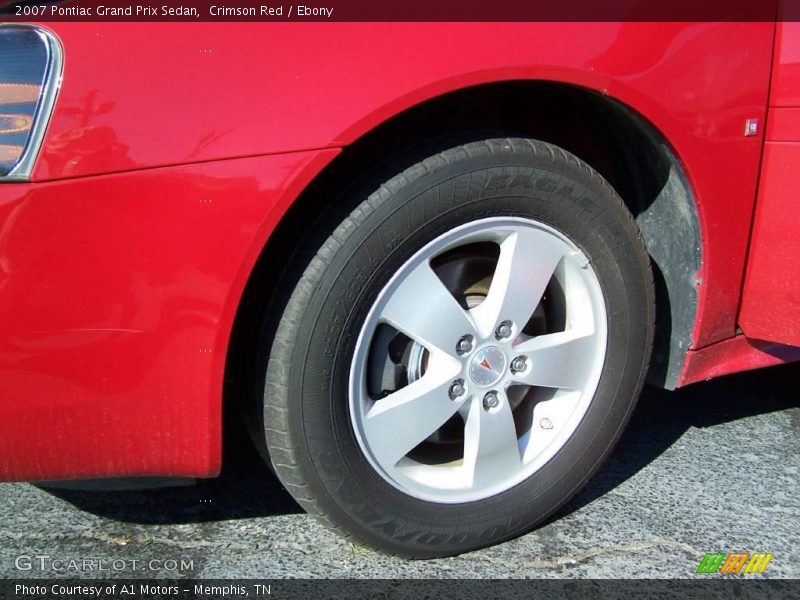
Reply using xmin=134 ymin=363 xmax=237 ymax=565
xmin=0 ymin=0 xmax=796 ymax=22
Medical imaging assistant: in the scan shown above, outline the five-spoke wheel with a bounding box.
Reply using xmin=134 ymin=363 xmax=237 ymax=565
xmin=350 ymin=218 xmax=607 ymax=502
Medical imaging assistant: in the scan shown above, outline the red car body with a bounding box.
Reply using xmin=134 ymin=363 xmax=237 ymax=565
xmin=1 ymin=20 xmax=799 ymax=482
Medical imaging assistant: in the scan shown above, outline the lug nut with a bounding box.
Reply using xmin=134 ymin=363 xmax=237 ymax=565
xmin=510 ymin=356 xmax=527 ymax=373
xmin=495 ymin=320 xmax=513 ymax=340
xmin=540 ymin=417 xmax=554 ymax=430
xmin=456 ymin=335 xmax=474 ymax=355
xmin=449 ymin=379 xmax=465 ymax=400
xmin=483 ymin=391 xmax=500 ymax=410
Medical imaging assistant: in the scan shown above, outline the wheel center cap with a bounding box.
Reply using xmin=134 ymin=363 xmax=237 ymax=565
xmin=468 ymin=346 xmax=506 ymax=386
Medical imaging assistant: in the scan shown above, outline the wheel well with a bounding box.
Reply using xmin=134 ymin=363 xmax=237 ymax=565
xmin=225 ymin=80 xmax=700 ymax=444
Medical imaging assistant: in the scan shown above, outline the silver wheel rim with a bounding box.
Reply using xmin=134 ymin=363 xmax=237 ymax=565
xmin=348 ymin=217 xmax=608 ymax=503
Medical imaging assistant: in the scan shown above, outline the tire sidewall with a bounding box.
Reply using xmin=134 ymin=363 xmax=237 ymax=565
xmin=277 ymin=143 xmax=651 ymax=555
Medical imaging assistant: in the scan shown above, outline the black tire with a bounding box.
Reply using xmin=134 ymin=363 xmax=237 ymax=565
xmin=263 ymin=138 xmax=654 ymax=558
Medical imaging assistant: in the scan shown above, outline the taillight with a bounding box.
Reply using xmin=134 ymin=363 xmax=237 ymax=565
xmin=0 ymin=25 xmax=62 ymax=181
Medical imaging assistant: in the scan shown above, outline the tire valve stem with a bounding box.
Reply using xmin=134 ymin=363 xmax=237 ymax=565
xmin=572 ymin=251 xmax=590 ymax=269
xmin=540 ymin=417 xmax=554 ymax=430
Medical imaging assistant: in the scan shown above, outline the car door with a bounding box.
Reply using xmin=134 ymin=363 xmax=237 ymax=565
xmin=739 ymin=20 xmax=800 ymax=346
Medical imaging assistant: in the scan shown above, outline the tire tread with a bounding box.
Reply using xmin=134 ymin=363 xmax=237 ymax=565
xmin=264 ymin=138 xmax=655 ymax=557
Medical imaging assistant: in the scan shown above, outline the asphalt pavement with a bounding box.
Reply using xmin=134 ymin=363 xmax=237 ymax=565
xmin=1 ymin=363 xmax=798 ymax=579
